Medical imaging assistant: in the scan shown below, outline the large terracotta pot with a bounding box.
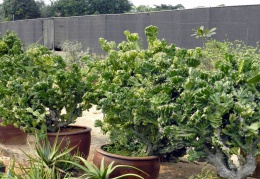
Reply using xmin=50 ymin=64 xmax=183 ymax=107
xmin=251 ymin=155 xmax=260 ymax=178
xmin=47 ymin=125 xmax=91 ymax=159
xmin=0 ymin=119 xmax=27 ymax=145
xmin=93 ymin=145 xmax=160 ymax=179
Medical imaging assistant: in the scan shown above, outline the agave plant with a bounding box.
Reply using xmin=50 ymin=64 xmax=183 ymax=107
xmin=16 ymin=133 xmax=79 ymax=178
xmin=65 ymin=157 xmax=149 ymax=179
xmin=7 ymin=160 xmax=57 ymax=179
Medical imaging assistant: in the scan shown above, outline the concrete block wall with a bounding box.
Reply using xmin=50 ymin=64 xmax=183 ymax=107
xmin=0 ymin=19 xmax=43 ymax=47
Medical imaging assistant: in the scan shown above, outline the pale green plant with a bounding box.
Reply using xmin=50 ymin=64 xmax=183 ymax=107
xmin=61 ymin=40 xmax=90 ymax=68
xmin=0 ymin=42 xmax=96 ymax=137
xmin=91 ymin=25 xmax=191 ymax=159
xmin=33 ymin=135 xmax=76 ymax=174
xmin=191 ymin=26 xmax=216 ymax=48
xmin=170 ymin=37 xmax=260 ymax=178
xmin=189 ymin=167 xmax=220 ymax=179
xmin=200 ymin=39 xmax=260 ymax=71
xmin=14 ymin=134 xmax=79 ymax=178
xmin=64 ymin=157 xmax=149 ymax=179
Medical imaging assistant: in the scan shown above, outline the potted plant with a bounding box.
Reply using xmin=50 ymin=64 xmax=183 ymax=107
xmin=0 ymin=39 xmax=96 ymax=158
xmin=89 ymin=25 xmax=200 ymax=178
xmin=0 ymin=31 xmax=27 ymax=145
xmin=164 ymin=39 xmax=260 ymax=179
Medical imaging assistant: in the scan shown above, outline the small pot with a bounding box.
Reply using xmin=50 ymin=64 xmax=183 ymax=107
xmin=47 ymin=126 xmax=92 ymax=159
xmin=93 ymin=144 xmax=160 ymax=179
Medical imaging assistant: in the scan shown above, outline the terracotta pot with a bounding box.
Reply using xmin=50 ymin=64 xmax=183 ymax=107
xmin=93 ymin=145 xmax=160 ymax=179
xmin=0 ymin=119 xmax=27 ymax=145
xmin=251 ymin=155 xmax=260 ymax=178
xmin=47 ymin=126 xmax=91 ymax=159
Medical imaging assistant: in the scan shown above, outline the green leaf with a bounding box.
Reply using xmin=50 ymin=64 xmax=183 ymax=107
xmin=248 ymin=73 xmax=260 ymax=84
xmin=238 ymin=59 xmax=244 ymax=74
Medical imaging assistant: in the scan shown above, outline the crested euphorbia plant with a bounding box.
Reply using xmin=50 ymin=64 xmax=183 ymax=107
xmin=92 ymin=25 xmax=260 ymax=178
xmin=92 ymin=25 xmax=201 ymax=159
xmin=167 ymin=44 xmax=260 ymax=178
xmin=0 ymin=38 xmax=95 ymax=138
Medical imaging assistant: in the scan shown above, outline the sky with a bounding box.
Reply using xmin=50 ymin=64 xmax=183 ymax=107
xmin=0 ymin=0 xmax=259 ymax=9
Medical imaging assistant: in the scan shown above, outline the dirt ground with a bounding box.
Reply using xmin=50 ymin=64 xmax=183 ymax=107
xmin=0 ymin=106 xmax=216 ymax=178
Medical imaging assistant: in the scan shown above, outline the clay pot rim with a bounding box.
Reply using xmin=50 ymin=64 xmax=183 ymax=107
xmin=47 ymin=125 xmax=92 ymax=136
xmin=96 ymin=144 xmax=160 ymax=161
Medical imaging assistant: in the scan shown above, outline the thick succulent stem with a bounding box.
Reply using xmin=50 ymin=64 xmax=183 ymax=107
xmin=207 ymin=150 xmax=256 ymax=179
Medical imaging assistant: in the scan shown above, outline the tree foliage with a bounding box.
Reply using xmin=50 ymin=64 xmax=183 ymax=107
xmin=49 ymin=0 xmax=88 ymax=17
xmin=86 ymin=0 xmax=132 ymax=14
xmin=153 ymin=4 xmax=184 ymax=11
xmin=2 ymin=0 xmax=41 ymax=21
xmin=131 ymin=4 xmax=184 ymax=13
xmin=49 ymin=0 xmax=132 ymax=17
xmin=36 ymin=0 xmax=52 ymax=18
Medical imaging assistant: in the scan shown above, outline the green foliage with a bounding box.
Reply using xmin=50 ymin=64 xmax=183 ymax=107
xmin=65 ymin=157 xmax=148 ymax=179
xmin=2 ymin=134 xmax=78 ymax=179
xmin=49 ymin=0 xmax=88 ymax=17
xmin=35 ymin=0 xmax=52 ymax=18
xmin=49 ymin=0 xmax=132 ymax=17
xmin=131 ymin=4 xmax=184 ymax=13
xmin=191 ymin=26 xmax=217 ymax=48
xmin=0 ymin=31 xmax=23 ymax=56
xmin=85 ymin=0 xmax=132 ymax=15
xmin=61 ymin=40 xmax=90 ymax=68
xmin=153 ymin=4 xmax=184 ymax=11
xmin=170 ymin=40 xmax=260 ymax=178
xmin=91 ymin=25 xmax=200 ymax=158
xmin=131 ymin=5 xmax=153 ymax=12
xmin=200 ymin=39 xmax=260 ymax=71
xmin=92 ymin=25 xmax=260 ymax=178
xmin=189 ymin=167 xmax=219 ymax=179
xmin=2 ymin=0 xmax=41 ymax=21
xmin=33 ymin=135 xmax=77 ymax=176
xmin=0 ymin=33 xmax=96 ymax=137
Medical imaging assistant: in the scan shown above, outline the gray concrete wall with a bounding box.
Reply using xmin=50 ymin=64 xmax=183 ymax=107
xmin=0 ymin=19 xmax=43 ymax=47
xmin=53 ymin=15 xmax=106 ymax=52
xmin=43 ymin=19 xmax=54 ymax=49
xmin=0 ymin=5 xmax=260 ymax=53
xmin=209 ymin=5 xmax=260 ymax=45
